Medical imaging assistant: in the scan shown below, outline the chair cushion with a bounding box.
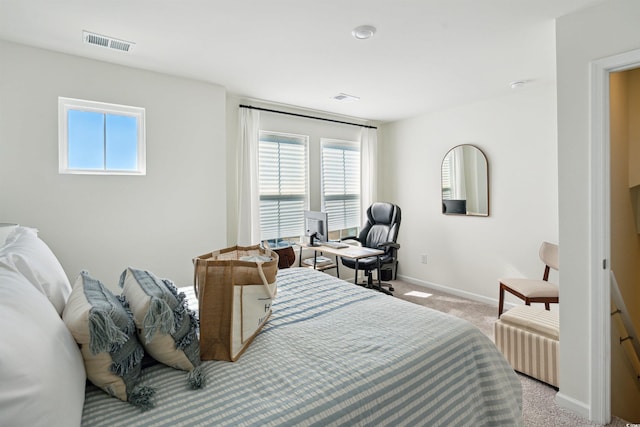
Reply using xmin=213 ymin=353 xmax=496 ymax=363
xmin=500 ymin=278 xmax=558 ymax=298
xmin=341 ymin=255 xmax=390 ymax=270
xmin=499 ymin=305 xmax=559 ymax=340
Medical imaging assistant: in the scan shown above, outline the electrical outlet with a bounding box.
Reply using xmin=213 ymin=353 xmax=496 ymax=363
xmin=421 ymin=254 xmax=428 ymax=264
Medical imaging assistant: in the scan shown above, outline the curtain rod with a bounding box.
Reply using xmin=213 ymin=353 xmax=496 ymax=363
xmin=239 ymin=104 xmax=377 ymax=129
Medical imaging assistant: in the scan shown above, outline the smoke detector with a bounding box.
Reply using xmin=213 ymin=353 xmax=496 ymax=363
xmin=83 ymin=31 xmax=135 ymax=52
xmin=352 ymin=25 xmax=376 ymax=40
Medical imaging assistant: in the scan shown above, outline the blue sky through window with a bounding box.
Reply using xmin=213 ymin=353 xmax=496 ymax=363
xmin=106 ymin=114 xmax=137 ymax=170
xmin=67 ymin=110 xmax=138 ymax=171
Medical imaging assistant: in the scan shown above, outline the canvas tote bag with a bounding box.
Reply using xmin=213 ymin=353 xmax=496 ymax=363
xmin=193 ymin=245 xmax=278 ymax=361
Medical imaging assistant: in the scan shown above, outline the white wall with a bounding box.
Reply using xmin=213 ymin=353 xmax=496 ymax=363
xmin=0 ymin=41 xmax=227 ymax=289
xmin=380 ymin=84 xmax=559 ymax=304
xmin=556 ymin=0 xmax=640 ymax=420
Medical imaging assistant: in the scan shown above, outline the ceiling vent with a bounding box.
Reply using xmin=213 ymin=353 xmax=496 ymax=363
xmin=83 ymin=31 xmax=135 ymax=52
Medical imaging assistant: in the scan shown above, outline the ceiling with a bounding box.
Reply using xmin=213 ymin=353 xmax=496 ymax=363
xmin=0 ymin=0 xmax=603 ymax=123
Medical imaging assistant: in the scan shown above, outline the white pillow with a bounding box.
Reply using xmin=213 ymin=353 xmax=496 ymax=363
xmin=0 ymin=223 xmax=18 ymax=246
xmin=0 ymin=226 xmax=71 ymax=315
xmin=63 ymin=271 xmax=155 ymax=410
xmin=0 ymin=268 xmax=86 ymax=427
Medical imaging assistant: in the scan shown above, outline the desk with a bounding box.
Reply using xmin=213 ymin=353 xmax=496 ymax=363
xmin=297 ymin=242 xmax=384 ymax=287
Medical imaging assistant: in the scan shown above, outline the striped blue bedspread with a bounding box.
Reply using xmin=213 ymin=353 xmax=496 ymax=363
xmin=82 ymin=267 xmax=522 ymax=426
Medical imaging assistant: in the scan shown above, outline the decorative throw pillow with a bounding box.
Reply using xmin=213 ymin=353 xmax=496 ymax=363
xmin=62 ymin=271 xmax=155 ymax=410
xmin=119 ymin=267 xmax=205 ymax=389
xmin=0 ymin=226 xmax=72 ymax=315
xmin=0 ymin=267 xmax=86 ymax=427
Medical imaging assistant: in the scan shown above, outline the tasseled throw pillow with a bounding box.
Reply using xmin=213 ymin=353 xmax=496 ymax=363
xmin=62 ymin=271 xmax=155 ymax=410
xmin=119 ymin=267 xmax=205 ymax=389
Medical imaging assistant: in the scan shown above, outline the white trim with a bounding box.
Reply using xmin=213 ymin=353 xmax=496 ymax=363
xmin=588 ymin=48 xmax=640 ymax=425
xmin=58 ymin=97 xmax=146 ymax=175
xmin=555 ymin=392 xmax=591 ymax=420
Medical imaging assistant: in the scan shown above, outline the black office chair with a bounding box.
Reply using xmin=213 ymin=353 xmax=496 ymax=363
xmin=341 ymin=202 xmax=401 ymax=295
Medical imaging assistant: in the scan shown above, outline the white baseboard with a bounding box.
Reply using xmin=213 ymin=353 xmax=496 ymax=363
xmin=396 ymin=274 xmax=516 ymax=311
xmin=554 ymin=392 xmax=590 ymax=420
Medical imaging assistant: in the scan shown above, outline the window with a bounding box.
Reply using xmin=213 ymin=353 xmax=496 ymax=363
xmin=258 ymin=132 xmax=308 ymax=246
xmin=321 ymin=139 xmax=360 ymax=239
xmin=58 ymin=97 xmax=146 ymax=175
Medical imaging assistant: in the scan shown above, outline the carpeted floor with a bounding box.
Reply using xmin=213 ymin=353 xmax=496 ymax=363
xmin=388 ymin=279 xmax=629 ymax=427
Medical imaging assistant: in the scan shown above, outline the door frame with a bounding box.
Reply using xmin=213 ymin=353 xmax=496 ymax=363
xmin=590 ymin=48 xmax=640 ymax=424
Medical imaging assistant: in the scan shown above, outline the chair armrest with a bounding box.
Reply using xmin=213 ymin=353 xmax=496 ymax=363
xmin=377 ymin=242 xmax=400 ymax=250
xmin=341 ymin=236 xmax=360 ymax=243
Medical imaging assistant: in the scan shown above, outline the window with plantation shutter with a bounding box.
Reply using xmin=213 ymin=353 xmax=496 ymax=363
xmin=321 ymin=140 xmax=360 ymax=237
xmin=258 ymin=132 xmax=308 ymax=244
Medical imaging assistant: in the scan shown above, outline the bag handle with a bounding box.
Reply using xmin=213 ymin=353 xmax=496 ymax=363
xmin=193 ymin=255 xmax=276 ymax=299
xmin=256 ymin=262 xmax=277 ymax=299
xmin=193 ymin=258 xmax=203 ymax=298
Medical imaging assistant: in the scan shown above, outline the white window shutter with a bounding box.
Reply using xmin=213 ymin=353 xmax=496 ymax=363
xmin=258 ymin=133 xmax=308 ymax=241
xmin=321 ymin=141 xmax=360 ymax=232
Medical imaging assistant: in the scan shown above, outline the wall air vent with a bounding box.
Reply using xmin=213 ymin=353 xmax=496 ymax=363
xmin=83 ymin=31 xmax=134 ymax=52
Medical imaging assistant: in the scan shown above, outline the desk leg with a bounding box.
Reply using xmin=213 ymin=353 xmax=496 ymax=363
xmin=354 ymin=259 xmax=359 ymax=285
xmin=298 ymin=246 xmax=303 ymax=267
xmin=335 ymin=256 xmax=340 ymax=278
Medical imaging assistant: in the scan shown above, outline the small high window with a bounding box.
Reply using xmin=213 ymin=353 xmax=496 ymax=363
xmin=58 ymin=97 xmax=146 ymax=175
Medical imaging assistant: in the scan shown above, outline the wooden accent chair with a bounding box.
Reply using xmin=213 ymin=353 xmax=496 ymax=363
xmin=498 ymin=242 xmax=559 ymax=317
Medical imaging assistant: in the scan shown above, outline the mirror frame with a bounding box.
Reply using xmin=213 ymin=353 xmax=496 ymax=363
xmin=441 ymin=144 xmax=489 ymax=217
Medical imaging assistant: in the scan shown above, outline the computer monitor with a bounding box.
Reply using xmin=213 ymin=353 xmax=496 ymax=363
xmin=304 ymin=210 xmax=328 ymax=246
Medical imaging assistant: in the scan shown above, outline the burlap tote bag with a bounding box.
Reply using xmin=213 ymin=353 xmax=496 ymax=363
xmin=193 ymin=245 xmax=278 ymax=361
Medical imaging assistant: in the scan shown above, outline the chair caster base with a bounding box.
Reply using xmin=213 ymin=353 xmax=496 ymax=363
xmin=377 ymin=287 xmax=393 ymax=296
xmin=355 ymin=281 xmax=394 ymax=296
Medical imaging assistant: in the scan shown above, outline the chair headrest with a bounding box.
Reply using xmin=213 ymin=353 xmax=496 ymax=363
xmin=368 ymin=202 xmax=399 ymax=226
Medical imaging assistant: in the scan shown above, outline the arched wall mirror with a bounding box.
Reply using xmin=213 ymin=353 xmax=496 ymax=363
xmin=441 ymin=144 xmax=489 ymax=216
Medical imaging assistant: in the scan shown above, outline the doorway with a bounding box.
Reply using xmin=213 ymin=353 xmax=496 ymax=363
xmin=608 ymin=68 xmax=640 ymax=422
xmin=590 ymin=49 xmax=640 ymax=424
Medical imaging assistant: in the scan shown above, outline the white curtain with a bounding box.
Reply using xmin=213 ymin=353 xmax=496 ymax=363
xmin=360 ymin=127 xmax=378 ymax=223
xmin=236 ymin=108 xmax=261 ymax=245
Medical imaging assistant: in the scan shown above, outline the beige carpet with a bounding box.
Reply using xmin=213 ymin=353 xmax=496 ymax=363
xmin=388 ymin=279 xmax=629 ymax=427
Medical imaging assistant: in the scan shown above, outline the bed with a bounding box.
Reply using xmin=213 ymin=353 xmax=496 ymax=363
xmin=82 ymin=267 xmax=522 ymax=426
xmin=0 ymin=225 xmax=522 ymax=426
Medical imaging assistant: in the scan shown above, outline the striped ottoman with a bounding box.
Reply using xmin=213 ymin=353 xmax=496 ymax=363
xmin=494 ymin=305 xmax=559 ymax=387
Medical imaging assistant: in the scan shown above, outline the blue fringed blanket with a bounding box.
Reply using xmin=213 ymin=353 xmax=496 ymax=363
xmin=82 ymin=267 xmax=522 ymax=426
